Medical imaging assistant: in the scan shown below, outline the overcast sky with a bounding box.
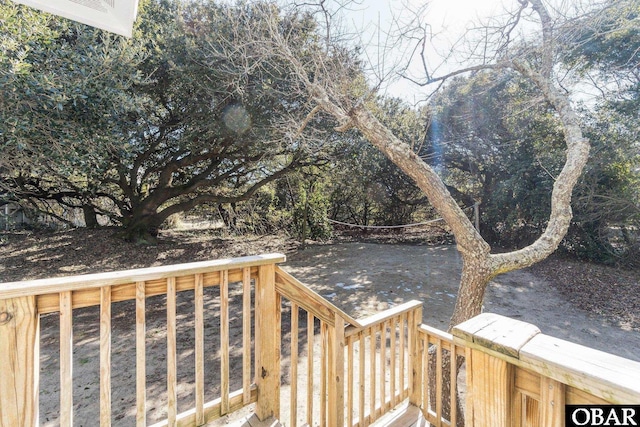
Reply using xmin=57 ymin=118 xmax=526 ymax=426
xmin=345 ymin=0 xmax=512 ymax=102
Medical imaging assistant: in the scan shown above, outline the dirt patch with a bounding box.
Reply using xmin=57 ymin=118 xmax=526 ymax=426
xmin=0 ymin=227 xmax=298 ymax=282
xmin=284 ymin=242 xmax=640 ymax=362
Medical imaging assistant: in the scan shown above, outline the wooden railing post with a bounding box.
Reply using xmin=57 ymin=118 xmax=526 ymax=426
xmin=452 ymin=313 xmax=541 ymax=427
xmin=408 ymin=305 xmax=423 ymax=406
xmin=255 ymin=263 xmax=281 ymax=421
xmin=0 ymin=296 xmax=39 ymax=427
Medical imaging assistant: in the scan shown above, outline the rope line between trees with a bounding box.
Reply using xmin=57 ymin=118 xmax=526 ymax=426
xmin=326 ymin=206 xmax=473 ymax=230
xmin=326 ymin=217 xmax=445 ymax=229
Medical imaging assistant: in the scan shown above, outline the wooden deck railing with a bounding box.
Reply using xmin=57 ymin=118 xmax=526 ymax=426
xmin=2 ymin=254 xmax=639 ymax=427
xmin=274 ymin=266 xmax=424 ymax=427
xmin=343 ymin=301 xmax=423 ymax=426
xmin=453 ymin=313 xmax=640 ymax=427
xmin=416 ymin=324 xmax=466 ymax=427
xmin=0 ymin=254 xmax=285 ymax=427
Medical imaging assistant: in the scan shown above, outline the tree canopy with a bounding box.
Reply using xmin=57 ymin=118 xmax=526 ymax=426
xmin=1 ymin=0 xmax=333 ymax=243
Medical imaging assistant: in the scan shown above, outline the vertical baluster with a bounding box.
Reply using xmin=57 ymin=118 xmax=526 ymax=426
xmin=422 ymin=334 xmax=429 ymax=416
xmin=409 ymin=307 xmax=423 ymax=406
xmin=220 ymin=270 xmax=230 ymax=415
xmin=389 ymin=317 xmax=397 ymax=408
xmin=450 ymin=344 xmax=458 ymax=427
xmin=399 ymin=313 xmax=406 ymax=397
xmin=358 ymin=332 xmax=365 ymax=427
xmin=290 ymin=303 xmax=299 ymax=427
xmin=436 ymin=338 xmax=443 ymax=425
xmin=347 ymin=335 xmax=354 ymax=427
xmin=100 ymin=286 xmax=112 ymax=427
xmin=194 ymin=274 xmax=205 ymax=425
xmin=464 ymin=346 xmax=474 ymax=426
xmin=379 ymin=322 xmax=386 ymax=415
xmin=167 ymin=277 xmax=177 ymax=426
xmin=369 ymin=326 xmax=376 ymax=422
xmin=136 ymin=282 xmax=146 ymax=427
xmin=320 ymin=322 xmax=327 ymax=427
xmin=242 ymin=267 xmax=252 ymax=405
xmin=60 ymin=291 xmax=73 ymax=427
xmin=306 ymin=313 xmax=314 ymax=427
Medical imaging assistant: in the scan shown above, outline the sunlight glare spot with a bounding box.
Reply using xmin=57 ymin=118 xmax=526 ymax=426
xmin=222 ymin=104 xmax=251 ymax=134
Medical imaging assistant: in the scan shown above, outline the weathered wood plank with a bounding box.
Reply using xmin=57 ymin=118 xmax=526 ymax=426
xmin=0 ymin=296 xmax=38 ymax=427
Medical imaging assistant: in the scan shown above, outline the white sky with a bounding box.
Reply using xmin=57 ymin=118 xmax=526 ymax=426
xmin=342 ymin=0 xmax=513 ymax=102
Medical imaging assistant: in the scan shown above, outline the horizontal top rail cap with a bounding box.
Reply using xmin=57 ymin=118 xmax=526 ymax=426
xmin=519 ymin=333 xmax=640 ymax=403
xmin=452 ymin=312 xmax=541 ymax=358
xmin=0 ymin=253 xmax=286 ymax=299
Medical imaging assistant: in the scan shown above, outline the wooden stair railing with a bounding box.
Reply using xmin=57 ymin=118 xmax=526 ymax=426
xmin=275 ymin=266 xmax=424 ymax=427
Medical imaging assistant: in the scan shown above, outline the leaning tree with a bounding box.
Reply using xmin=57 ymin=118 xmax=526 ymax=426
xmin=263 ymin=0 xmax=591 ymax=327
xmin=252 ymin=1 xmax=604 ymax=421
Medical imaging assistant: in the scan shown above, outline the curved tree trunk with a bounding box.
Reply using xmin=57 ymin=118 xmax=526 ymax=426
xmin=269 ymin=2 xmax=591 ymax=423
xmin=120 ymin=212 xmax=162 ymax=245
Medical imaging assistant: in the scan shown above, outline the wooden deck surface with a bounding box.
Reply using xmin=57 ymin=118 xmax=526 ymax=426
xmin=221 ymin=401 xmax=425 ymax=427
xmin=224 ymin=414 xmax=282 ymax=427
xmin=370 ymin=401 xmax=428 ymax=427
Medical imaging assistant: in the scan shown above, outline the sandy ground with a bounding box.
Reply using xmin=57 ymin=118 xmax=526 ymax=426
xmin=283 ymin=242 xmax=640 ymax=362
xmin=27 ymin=241 xmax=640 ymax=425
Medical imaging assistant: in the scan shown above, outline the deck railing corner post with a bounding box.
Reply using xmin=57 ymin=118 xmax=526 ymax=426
xmin=0 ymin=296 xmax=39 ymax=427
xmin=452 ymin=313 xmax=541 ymax=427
xmin=255 ymin=262 xmax=281 ymax=421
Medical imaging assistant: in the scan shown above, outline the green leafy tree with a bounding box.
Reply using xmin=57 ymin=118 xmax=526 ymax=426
xmin=426 ymin=71 xmax=567 ymax=247
xmin=1 ymin=0 xmax=330 ymax=243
